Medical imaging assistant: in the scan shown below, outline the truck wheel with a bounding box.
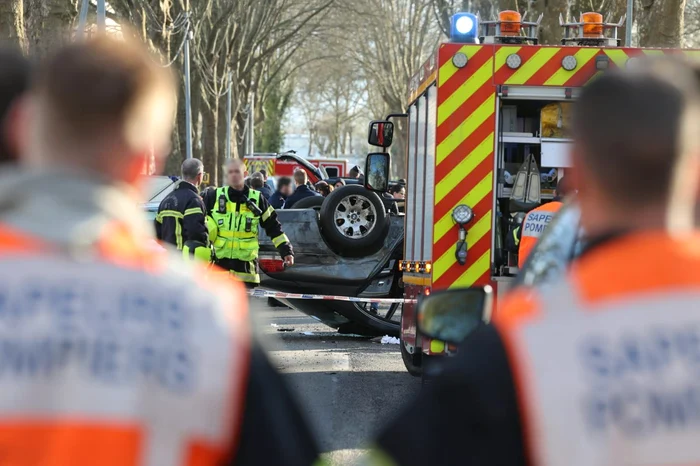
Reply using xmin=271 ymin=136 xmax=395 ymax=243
xmin=401 ymin=340 xmax=423 ymax=377
xmin=319 ymin=185 xmax=388 ymax=256
xmin=291 ymin=196 xmax=324 ymax=209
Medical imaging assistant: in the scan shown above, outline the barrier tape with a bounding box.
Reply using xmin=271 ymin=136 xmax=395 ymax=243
xmin=249 ymin=288 xmax=415 ymax=304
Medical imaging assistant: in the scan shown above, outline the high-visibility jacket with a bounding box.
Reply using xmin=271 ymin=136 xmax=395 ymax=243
xmin=210 ymin=187 xmax=263 ymax=262
xmin=518 ymin=200 xmax=562 ymax=268
xmin=497 ymin=232 xmax=700 ymax=466
xmin=205 ymin=186 xmax=292 ymax=284
xmin=0 ymin=170 xmax=317 ymax=466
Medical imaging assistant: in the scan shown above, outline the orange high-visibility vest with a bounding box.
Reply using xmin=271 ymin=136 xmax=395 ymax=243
xmin=518 ymin=201 xmax=563 ymax=268
xmin=0 ymin=222 xmax=249 ymax=466
xmin=498 ymin=232 xmax=700 ymax=466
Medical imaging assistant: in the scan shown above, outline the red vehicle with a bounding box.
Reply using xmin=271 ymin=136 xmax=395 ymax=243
xmin=244 ymin=152 xmax=347 ymax=178
xmin=370 ymin=10 xmax=693 ymax=376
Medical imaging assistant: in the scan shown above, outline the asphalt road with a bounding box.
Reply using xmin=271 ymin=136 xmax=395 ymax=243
xmin=250 ymin=297 xmax=422 ymax=464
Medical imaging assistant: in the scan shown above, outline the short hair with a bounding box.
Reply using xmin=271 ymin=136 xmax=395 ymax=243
xmin=389 ymin=184 xmax=404 ymax=195
xmin=335 ymin=179 xmax=346 ymax=186
xmin=555 ymin=176 xmax=571 ymax=197
xmin=0 ymin=46 xmax=30 ymax=164
xmin=278 ymin=176 xmax=293 ymax=188
xmin=349 ymin=165 xmax=362 ymax=176
xmin=32 ymin=35 xmax=176 ymax=168
xmin=573 ymin=58 xmax=700 ymax=207
xmin=259 ymin=168 xmax=267 ymax=178
xmin=294 ymin=169 xmax=308 ymax=185
xmin=250 ymin=172 xmax=264 ymax=189
xmin=181 ymin=158 xmax=203 ymax=181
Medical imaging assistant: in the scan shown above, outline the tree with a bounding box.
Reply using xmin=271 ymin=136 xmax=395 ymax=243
xmin=255 ymin=78 xmax=292 ymax=153
xmin=639 ymin=0 xmax=686 ymax=46
xmin=0 ymin=0 xmax=27 ymax=50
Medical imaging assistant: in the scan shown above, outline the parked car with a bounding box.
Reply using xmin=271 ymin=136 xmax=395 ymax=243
xmin=141 ymin=175 xmax=178 ymax=221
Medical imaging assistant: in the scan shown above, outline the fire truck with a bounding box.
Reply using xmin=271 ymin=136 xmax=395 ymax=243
xmin=371 ymin=10 xmax=694 ymax=375
xmin=243 ymin=152 xmax=348 ymax=178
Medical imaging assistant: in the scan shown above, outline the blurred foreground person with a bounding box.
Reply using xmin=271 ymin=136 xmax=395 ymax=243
xmin=0 ymin=36 xmax=317 ymax=465
xmin=372 ymin=59 xmax=700 ymax=466
xmin=156 ymin=158 xmax=208 ymax=250
xmin=0 ymin=46 xmax=30 ymax=165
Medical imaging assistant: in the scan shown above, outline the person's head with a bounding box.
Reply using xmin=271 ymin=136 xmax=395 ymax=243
xmin=0 ymin=46 xmax=31 ymax=165
xmin=389 ymin=183 xmax=405 ymax=200
xmin=278 ymin=176 xmax=294 ymax=197
xmin=571 ymin=58 xmax=700 ymax=234
xmin=553 ymin=176 xmax=571 ymax=199
xmin=181 ymin=158 xmax=204 ymax=187
xmin=335 ymin=179 xmax=346 ymax=189
xmin=349 ymin=165 xmax=362 ymax=179
xmin=23 ymin=35 xmax=176 ymax=192
xmin=293 ymin=169 xmax=308 ymax=187
xmin=250 ymin=171 xmax=264 ymax=189
xmin=259 ymin=168 xmax=268 ymax=180
xmin=224 ymin=158 xmax=248 ymax=189
xmin=316 ymin=181 xmax=333 ymax=197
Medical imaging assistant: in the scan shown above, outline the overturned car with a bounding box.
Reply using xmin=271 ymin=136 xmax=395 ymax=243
xmin=258 ymin=153 xmax=404 ymax=336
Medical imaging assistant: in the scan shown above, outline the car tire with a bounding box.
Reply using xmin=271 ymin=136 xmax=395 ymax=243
xmin=290 ymin=196 xmax=324 ymax=209
xmin=319 ymin=185 xmax=388 ymax=257
xmin=401 ymin=340 xmax=423 ymax=377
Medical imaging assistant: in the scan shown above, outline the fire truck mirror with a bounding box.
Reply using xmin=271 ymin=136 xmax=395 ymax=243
xmin=365 ymin=152 xmax=390 ymax=193
xmin=416 ymin=287 xmax=493 ymax=345
xmin=368 ymin=120 xmax=394 ymax=147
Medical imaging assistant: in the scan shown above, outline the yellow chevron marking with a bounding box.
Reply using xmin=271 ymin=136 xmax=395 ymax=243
xmin=436 ymin=95 xmax=495 ymax=164
xmin=545 ymin=48 xmax=599 ymax=86
xmin=437 ymin=57 xmax=494 ymax=126
xmin=451 ymin=249 xmax=492 ymax=288
xmin=433 ymin=172 xmax=493 ymax=244
xmin=642 ymin=49 xmax=665 ymax=56
xmin=683 ymin=50 xmax=700 ymax=61
xmin=433 ymin=210 xmax=492 ymax=282
xmin=439 ymin=45 xmax=482 ymax=86
xmin=435 ymin=133 xmax=493 ymax=204
xmin=603 ymin=48 xmax=630 ymax=68
xmin=505 ymin=47 xmax=560 ymax=85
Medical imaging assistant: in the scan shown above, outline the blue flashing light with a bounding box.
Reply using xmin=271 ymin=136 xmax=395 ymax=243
xmin=450 ymin=12 xmax=478 ymax=43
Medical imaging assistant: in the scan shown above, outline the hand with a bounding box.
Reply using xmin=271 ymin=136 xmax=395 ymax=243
xmin=283 ymin=255 xmax=294 ymax=267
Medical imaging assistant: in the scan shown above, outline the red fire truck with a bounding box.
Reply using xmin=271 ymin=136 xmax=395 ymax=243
xmin=371 ymin=10 xmax=694 ymax=375
xmin=243 ymin=153 xmax=348 ymax=179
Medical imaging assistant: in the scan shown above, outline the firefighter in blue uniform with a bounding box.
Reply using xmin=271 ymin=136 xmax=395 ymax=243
xmin=156 ymin=158 xmax=209 ymax=257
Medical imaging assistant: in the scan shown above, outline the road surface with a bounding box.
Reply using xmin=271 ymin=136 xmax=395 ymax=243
xmin=251 ymin=297 xmax=421 ymax=464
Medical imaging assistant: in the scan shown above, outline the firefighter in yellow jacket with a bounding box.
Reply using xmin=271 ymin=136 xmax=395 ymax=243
xmin=205 ymin=159 xmax=293 ymax=286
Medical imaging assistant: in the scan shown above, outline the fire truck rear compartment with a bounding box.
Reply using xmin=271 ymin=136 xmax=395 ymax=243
xmin=493 ymin=89 xmax=575 ymax=278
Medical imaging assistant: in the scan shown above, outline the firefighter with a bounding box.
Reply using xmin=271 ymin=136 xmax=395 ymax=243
xmin=155 ymin=158 xmax=208 ymax=252
xmin=205 ymin=158 xmax=294 ymax=286
xmin=371 ymin=58 xmax=700 ymax=466
xmin=0 ymin=35 xmax=318 ymax=465
xmin=514 ymin=176 xmax=571 ymax=267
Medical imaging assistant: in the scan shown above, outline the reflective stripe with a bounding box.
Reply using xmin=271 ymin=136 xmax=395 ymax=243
xmin=230 ymin=270 xmax=260 ymax=284
xmin=210 ymin=187 xmax=261 ymax=262
xmin=175 ymin=216 xmax=183 ymax=250
xmin=184 ymin=207 xmax=203 ymax=216
xmin=261 ymin=206 xmax=273 ymax=222
xmin=272 ymin=233 xmax=289 ymax=248
xmin=155 ymin=210 xmax=183 ymax=221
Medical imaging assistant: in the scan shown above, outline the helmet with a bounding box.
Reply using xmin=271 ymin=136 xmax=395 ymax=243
xmin=206 ymin=216 xmax=218 ymax=243
xmin=183 ymin=240 xmax=212 ymax=263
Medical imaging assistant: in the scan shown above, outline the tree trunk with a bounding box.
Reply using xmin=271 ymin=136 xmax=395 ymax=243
xmin=0 ymin=0 xmax=27 ymax=50
xmin=25 ymin=0 xmax=77 ymax=57
xmin=531 ymin=0 xmax=569 ymax=44
xmin=201 ymin=100 xmax=219 ymax=186
xmin=638 ymin=0 xmax=685 ymax=46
